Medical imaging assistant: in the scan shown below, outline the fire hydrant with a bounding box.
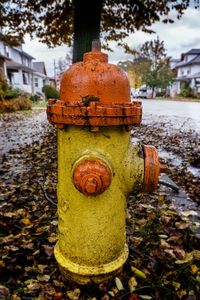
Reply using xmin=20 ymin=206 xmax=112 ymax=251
xmin=47 ymin=45 xmax=163 ymax=284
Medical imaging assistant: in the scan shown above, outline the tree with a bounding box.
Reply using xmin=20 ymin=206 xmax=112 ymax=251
xmin=0 ymin=0 xmax=199 ymax=62
xmin=139 ymin=37 xmax=175 ymax=96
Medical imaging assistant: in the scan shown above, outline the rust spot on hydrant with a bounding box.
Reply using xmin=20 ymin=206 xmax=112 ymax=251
xmin=73 ymin=159 xmax=112 ymax=196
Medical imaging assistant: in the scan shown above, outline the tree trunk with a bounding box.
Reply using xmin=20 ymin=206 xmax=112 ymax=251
xmin=72 ymin=0 xmax=103 ymax=63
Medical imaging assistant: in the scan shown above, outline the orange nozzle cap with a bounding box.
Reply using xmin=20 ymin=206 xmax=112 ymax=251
xmin=73 ymin=159 xmax=112 ymax=196
xmin=143 ymin=145 xmax=162 ymax=192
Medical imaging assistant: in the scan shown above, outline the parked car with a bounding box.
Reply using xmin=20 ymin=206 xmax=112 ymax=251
xmin=131 ymin=87 xmax=147 ymax=99
xmin=131 ymin=88 xmax=137 ymax=98
xmin=137 ymin=88 xmax=147 ymax=99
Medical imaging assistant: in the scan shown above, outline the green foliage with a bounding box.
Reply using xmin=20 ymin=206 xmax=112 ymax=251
xmin=30 ymin=93 xmax=45 ymax=102
xmin=180 ymin=82 xmax=193 ymax=98
xmin=4 ymin=88 xmax=21 ymax=99
xmin=140 ymin=37 xmax=175 ymax=90
xmin=119 ymin=38 xmax=175 ymax=93
xmin=42 ymin=85 xmax=59 ymax=100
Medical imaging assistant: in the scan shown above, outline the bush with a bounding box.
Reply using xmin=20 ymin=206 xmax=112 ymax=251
xmin=0 ymin=95 xmax=32 ymax=113
xmin=180 ymin=82 xmax=193 ymax=98
xmin=4 ymin=88 xmax=21 ymax=99
xmin=42 ymin=85 xmax=59 ymax=100
xmin=30 ymin=92 xmax=44 ymax=102
xmin=0 ymin=74 xmax=9 ymax=100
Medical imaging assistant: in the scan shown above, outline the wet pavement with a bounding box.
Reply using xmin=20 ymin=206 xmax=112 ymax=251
xmin=0 ymin=110 xmax=47 ymax=155
xmin=142 ymin=99 xmax=200 ymax=133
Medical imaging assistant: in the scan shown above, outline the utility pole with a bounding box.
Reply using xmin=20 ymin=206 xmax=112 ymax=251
xmin=54 ymin=59 xmax=57 ymax=88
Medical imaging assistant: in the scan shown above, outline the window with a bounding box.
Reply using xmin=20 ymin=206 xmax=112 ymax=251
xmin=23 ymin=72 xmax=29 ymax=85
xmin=187 ymin=68 xmax=191 ymax=75
xmin=181 ymin=69 xmax=184 ymax=76
xmin=34 ymin=77 xmax=39 ymax=87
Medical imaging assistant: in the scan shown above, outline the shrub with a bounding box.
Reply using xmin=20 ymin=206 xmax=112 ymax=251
xmin=180 ymin=82 xmax=193 ymax=98
xmin=30 ymin=93 xmax=44 ymax=102
xmin=0 ymin=74 xmax=9 ymax=100
xmin=4 ymin=88 xmax=21 ymax=99
xmin=0 ymin=95 xmax=32 ymax=113
xmin=42 ymin=85 xmax=59 ymax=99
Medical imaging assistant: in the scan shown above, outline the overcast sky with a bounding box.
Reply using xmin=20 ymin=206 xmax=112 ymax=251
xmin=23 ymin=7 xmax=200 ymax=77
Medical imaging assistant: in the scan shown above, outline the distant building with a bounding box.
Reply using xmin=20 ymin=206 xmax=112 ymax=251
xmin=33 ymin=62 xmax=49 ymax=96
xmin=172 ymin=49 xmax=200 ymax=96
xmin=0 ymin=34 xmax=49 ymax=95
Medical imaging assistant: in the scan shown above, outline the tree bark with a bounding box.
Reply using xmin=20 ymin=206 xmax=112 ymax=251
xmin=72 ymin=0 xmax=103 ymax=63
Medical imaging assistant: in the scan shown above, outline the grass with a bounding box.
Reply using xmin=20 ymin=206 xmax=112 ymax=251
xmin=32 ymin=100 xmax=47 ymax=109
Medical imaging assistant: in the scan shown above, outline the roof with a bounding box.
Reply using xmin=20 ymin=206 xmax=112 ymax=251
xmin=33 ymin=62 xmax=47 ymax=75
xmin=185 ymin=49 xmax=200 ymax=55
xmin=174 ymin=54 xmax=200 ymax=68
xmin=20 ymin=50 xmax=35 ymax=59
xmin=6 ymin=60 xmax=34 ymax=72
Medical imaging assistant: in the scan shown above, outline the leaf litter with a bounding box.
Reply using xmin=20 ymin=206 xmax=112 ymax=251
xmin=0 ymin=110 xmax=200 ymax=299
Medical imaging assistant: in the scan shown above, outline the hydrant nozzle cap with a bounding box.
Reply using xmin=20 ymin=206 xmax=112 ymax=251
xmin=73 ymin=159 xmax=112 ymax=196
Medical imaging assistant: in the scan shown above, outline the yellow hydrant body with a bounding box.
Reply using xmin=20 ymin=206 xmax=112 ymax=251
xmin=47 ymin=46 xmax=162 ymax=284
xmin=55 ymin=126 xmax=143 ymax=283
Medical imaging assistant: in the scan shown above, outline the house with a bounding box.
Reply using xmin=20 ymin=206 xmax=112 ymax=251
xmin=0 ymin=39 xmax=35 ymax=93
xmin=173 ymin=49 xmax=200 ymax=96
xmin=33 ymin=62 xmax=49 ymax=96
xmin=0 ymin=35 xmax=49 ymax=95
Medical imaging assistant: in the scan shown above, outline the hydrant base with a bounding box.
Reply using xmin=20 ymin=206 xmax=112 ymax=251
xmin=54 ymin=243 xmax=129 ymax=284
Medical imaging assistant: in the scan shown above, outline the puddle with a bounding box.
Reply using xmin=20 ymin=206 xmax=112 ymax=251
xmin=159 ymin=149 xmax=200 ymax=178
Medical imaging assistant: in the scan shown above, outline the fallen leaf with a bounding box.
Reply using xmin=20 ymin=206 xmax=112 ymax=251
xmin=108 ymin=291 xmax=115 ymax=297
xmin=175 ymin=252 xmax=194 ymax=264
xmin=67 ymin=288 xmax=81 ymax=300
xmin=180 ymin=210 xmax=198 ymax=217
xmin=37 ymin=274 xmax=50 ymax=282
xmin=190 ymin=264 xmax=198 ymax=274
xmin=131 ymin=266 xmax=147 ymax=279
xmin=175 ymin=221 xmax=189 ymax=230
xmin=43 ymin=245 xmax=54 ymax=257
xmin=48 ymin=233 xmax=58 ymax=243
xmin=0 ymin=285 xmax=10 ymax=298
xmin=140 ymin=295 xmax=152 ymax=299
xmin=176 ymin=289 xmax=187 ymax=298
xmin=115 ymin=277 xmax=124 ymax=291
xmin=22 ymin=218 xmax=32 ymax=226
xmin=128 ymin=277 xmax=138 ymax=293
xmin=54 ymin=292 xmax=63 ymax=300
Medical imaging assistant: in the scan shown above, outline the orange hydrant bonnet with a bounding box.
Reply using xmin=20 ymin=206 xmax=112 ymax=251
xmin=47 ymin=49 xmax=142 ymax=130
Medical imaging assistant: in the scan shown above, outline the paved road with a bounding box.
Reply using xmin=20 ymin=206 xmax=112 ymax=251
xmin=141 ymin=99 xmax=200 ymax=133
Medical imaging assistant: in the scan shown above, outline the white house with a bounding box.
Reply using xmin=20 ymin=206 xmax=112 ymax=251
xmin=0 ymin=40 xmax=35 ymax=93
xmin=33 ymin=62 xmax=49 ymax=96
xmin=173 ymin=49 xmax=200 ymax=96
xmin=0 ymin=35 xmax=49 ymax=95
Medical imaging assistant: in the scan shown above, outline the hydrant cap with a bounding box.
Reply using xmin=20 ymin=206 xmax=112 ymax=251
xmin=73 ymin=159 xmax=112 ymax=196
xmin=47 ymin=48 xmax=142 ymax=128
xmin=60 ymin=49 xmax=131 ymax=104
